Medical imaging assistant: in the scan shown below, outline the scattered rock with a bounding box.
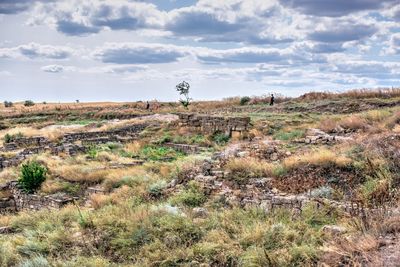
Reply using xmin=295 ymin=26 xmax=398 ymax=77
xmin=322 ymin=225 xmax=347 ymax=236
xmin=192 ymin=207 xmax=208 ymax=218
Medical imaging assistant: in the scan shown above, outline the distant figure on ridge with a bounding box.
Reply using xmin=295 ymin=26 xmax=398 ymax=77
xmin=270 ymin=94 xmax=275 ymax=106
xmin=146 ymin=101 xmax=150 ymax=110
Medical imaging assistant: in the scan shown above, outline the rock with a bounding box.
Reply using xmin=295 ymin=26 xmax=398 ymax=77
xmin=270 ymin=153 xmax=279 ymax=161
xmin=307 ymin=128 xmax=327 ymax=136
xmin=237 ymin=151 xmax=250 ymax=158
xmin=0 ymin=226 xmax=13 ymax=234
xmin=322 ymin=225 xmax=347 ymax=235
xmin=167 ymin=179 xmax=178 ymax=188
xmin=202 ymin=160 xmax=213 ymax=175
xmin=192 ymin=207 xmax=208 ymax=218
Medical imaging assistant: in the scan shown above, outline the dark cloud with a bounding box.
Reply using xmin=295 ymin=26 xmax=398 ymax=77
xmin=279 ymin=0 xmax=397 ymax=17
xmin=56 ymin=20 xmax=100 ymax=36
xmin=165 ymin=4 xmax=294 ymax=45
xmin=308 ymin=24 xmax=377 ymax=43
xmin=166 ymin=10 xmax=240 ymax=35
xmin=0 ymin=0 xmax=55 ymax=15
xmin=29 ymin=1 xmax=162 ymax=36
xmin=92 ymin=43 xmax=188 ymax=64
xmin=309 ymin=43 xmax=346 ymax=53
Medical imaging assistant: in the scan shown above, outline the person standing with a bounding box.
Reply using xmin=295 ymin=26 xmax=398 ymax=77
xmin=146 ymin=101 xmax=150 ymax=110
xmin=270 ymin=94 xmax=275 ymax=106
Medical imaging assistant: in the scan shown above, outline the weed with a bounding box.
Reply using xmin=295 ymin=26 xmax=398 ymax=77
xmin=19 ymin=161 xmax=47 ymax=193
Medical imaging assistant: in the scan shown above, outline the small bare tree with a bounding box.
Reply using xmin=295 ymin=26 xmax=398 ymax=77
xmin=176 ymin=81 xmax=191 ymax=109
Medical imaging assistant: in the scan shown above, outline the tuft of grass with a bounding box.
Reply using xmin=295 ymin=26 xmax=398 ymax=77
xmin=140 ymin=146 xmax=185 ymax=161
xmin=274 ymin=129 xmax=305 ymax=141
xmin=282 ymin=148 xmax=351 ymax=171
xmin=225 ymin=158 xmax=273 ymax=183
xmin=171 ymin=181 xmax=206 ymax=207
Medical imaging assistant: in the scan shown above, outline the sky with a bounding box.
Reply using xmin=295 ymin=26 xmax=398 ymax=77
xmin=0 ymin=0 xmax=399 ymax=102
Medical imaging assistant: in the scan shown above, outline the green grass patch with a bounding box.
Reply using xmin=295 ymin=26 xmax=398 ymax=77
xmin=273 ymin=129 xmax=305 ymax=141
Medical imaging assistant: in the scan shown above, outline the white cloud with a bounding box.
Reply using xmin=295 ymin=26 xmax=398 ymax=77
xmin=0 ymin=42 xmax=73 ymax=60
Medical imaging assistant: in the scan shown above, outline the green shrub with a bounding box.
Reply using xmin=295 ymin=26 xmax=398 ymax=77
xmin=148 ymin=181 xmax=167 ymax=199
xmin=4 ymin=132 xmax=23 ymax=143
xmin=212 ymin=133 xmax=230 ymax=145
xmin=86 ymin=147 xmax=98 ymax=159
xmin=140 ymin=146 xmax=184 ymax=161
xmin=240 ymin=96 xmax=251 ymax=106
xmin=18 ymin=161 xmax=47 ymax=193
xmin=171 ymin=181 xmax=206 ymax=207
xmin=24 ymin=100 xmax=35 ymax=107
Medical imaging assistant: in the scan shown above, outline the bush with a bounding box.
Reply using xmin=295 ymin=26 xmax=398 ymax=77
xmin=240 ymin=96 xmax=251 ymax=106
xmin=4 ymin=132 xmax=23 ymax=143
xmin=24 ymin=100 xmax=35 ymax=107
xmin=212 ymin=133 xmax=230 ymax=145
xmin=148 ymin=181 xmax=167 ymax=199
xmin=3 ymin=101 xmax=13 ymax=107
xmin=18 ymin=161 xmax=47 ymax=193
xmin=171 ymin=181 xmax=206 ymax=207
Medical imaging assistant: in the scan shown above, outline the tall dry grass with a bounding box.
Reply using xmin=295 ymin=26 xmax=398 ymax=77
xmin=300 ymin=88 xmax=400 ymax=101
xmin=283 ymin=148 xmax=351 ymax=170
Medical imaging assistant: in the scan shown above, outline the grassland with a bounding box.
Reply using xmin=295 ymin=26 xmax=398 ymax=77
xmin=0 ymin=88 xmax=399 ymax=266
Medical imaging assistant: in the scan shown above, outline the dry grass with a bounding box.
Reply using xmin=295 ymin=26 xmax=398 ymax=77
xmin=225 ymin=158 xmax=274 ymax=183
xmin=52 ymin=164 xmax=108 ymax=183
xmin=362 ymin=110 xmax=392 ymax=123
xmin=300 ymin=88 xmax=400 ymax=100
xmin=124 ymin=141 xmax=144 ymax=154
xmin=0 ymin=168 xmax=19 ymax=184
xmin=283 ymin=148 xmax=351 ymax=170
xmin=0 ymin=126 xmax=80 ymax=143
xmin=386 ymin=110 xmax=400 ymax=129
xmin=318 ymin=118 xmax=339 ymax=133
xmin=338 ymin=115 xmax=368 ymax=131
xmin=381 ymin=216 xmax=400 ymax=234
xmin=321 ymin=234 xmax=380 ymax=266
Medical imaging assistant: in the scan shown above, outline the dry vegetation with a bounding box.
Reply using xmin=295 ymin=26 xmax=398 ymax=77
xmin=0 ymin=88 xmax=399 ymax=266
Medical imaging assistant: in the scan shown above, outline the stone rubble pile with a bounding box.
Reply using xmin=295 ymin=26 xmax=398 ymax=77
xmin=299 ymin=128 xmax=353 ymax=145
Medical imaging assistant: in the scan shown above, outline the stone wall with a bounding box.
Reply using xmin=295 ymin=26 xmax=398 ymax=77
xmin=177 ymin=113 xmax=250 ymax=137
xmin=62 ymin=123 xmax=148 ymax=143
xmin=0 ymin=181 xmax=74 ymax=212
xmin=4 ymin=136 xmax=50 ymax=151
xmin=162 ymin=143 xmax=203 ymax=154
xmin=0 ymin=123 xmax=149 ymax=170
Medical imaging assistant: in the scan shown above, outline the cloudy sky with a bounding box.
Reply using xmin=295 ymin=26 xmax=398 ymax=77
xmin=0 ymin=0 xmax=399 ymax=102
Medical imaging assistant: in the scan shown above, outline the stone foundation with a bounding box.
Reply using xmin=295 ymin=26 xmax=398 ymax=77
xmin=177 ymin=113 xmax=250 ymax=137
xmin=162 ymin=143 xmax=204 ymax=154
xmin=0 ymin=123 xmax=149 ymax=170
xmin=0 ymin=181 xmax=74 ymax=212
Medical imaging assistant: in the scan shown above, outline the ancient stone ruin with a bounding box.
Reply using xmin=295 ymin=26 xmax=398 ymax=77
xmin=177 ymin=113 xmax=250 ymax=137
xmin=0 ymin=181 xmax=74 ymax=212
xmin=0 ymin=123 xmax=149 ymax=170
